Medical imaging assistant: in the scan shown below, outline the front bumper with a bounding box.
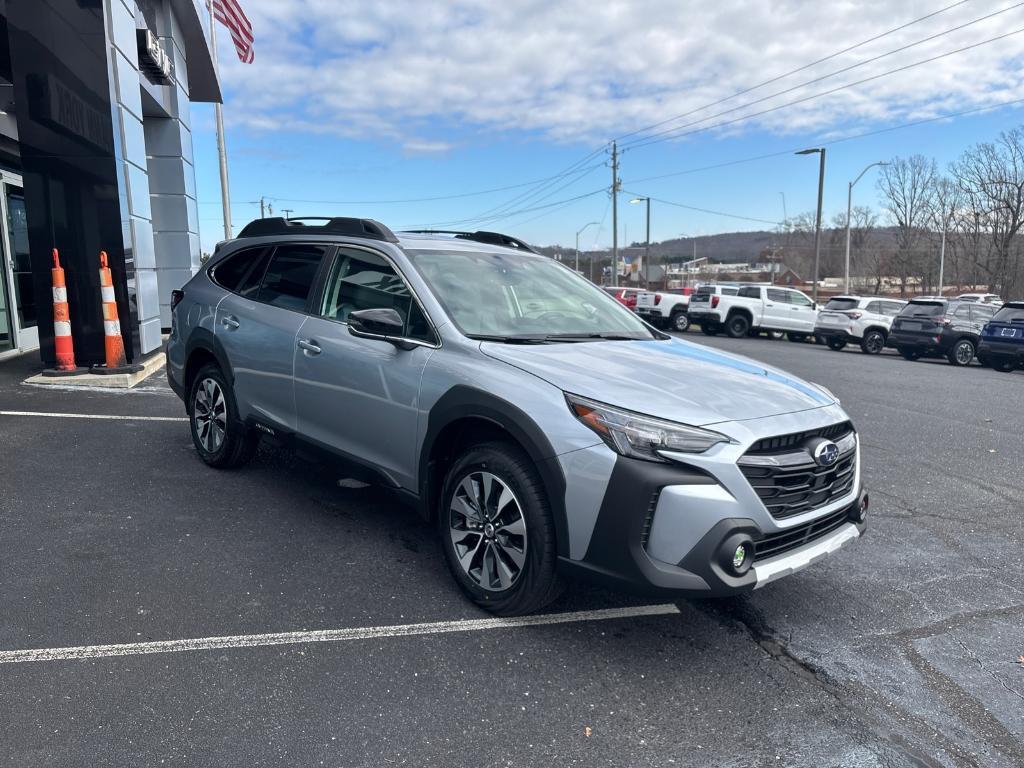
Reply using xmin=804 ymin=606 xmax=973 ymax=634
xmin=559 ymin=412 xmax=866 ymax=597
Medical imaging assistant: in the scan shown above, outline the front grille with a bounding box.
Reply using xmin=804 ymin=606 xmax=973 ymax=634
xmin=739 ymin=423 xmax=857 ymax=520
xmin=746 ymin=421 xmax=852 ymax=455
xmin=754 ymin=505 xmax=854 ymax=561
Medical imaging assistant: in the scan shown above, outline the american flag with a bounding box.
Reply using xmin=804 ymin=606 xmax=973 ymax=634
xmin=212 ymin=0 xmax=254 ymax=63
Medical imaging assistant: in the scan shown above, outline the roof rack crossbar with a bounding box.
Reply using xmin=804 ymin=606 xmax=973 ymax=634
xmin=402 ymin=229 xmax=536 ymax=253
xmin=236 ymin=217 xmax=398 ymax=242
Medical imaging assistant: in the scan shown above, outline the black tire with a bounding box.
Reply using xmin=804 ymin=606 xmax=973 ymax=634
xmin=438 ymin=442 xmax=564 ymax=616
xmin=786 ymin=333 xmax=807 ymax=343
xmin=768 ymin=330 xmax=785 ymax=340
xmin=187 ymin=363 xmax=258 ymax=468
xmin=700 ymin=323 xmax=719 ymax=336
xmin=725 ymin=314 xmax=750 ymax=338
xmin=826 ymin=338 xmax=846 ymax=351
xmin=671 ymin=311 xmax=690 ymax=332
xmin=993 ymin=358 xmax=1016 ymax=372
xmin=860 ymin=330 xmax=886 ymax=355
xmin=899 ymin=347 xmax=921 ymax=361
xmin=947 ymin=338 xmax=975 ymax=366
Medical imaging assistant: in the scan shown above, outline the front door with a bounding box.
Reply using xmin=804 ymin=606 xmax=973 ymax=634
xmin=0 ymin=173 xmax=36 ymax=357
xmin=294 ymin=246 xmax=437 ymax=490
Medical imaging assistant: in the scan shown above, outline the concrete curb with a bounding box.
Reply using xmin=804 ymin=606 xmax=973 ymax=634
xmin=24 ymin=352 xmax=165 ymax=389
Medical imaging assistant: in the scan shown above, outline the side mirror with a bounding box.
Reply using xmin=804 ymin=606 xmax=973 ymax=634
xmin=348 ymin=308 xmax=416 ymax=350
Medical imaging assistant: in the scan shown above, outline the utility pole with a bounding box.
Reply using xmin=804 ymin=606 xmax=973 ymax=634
xmin=267 ymin=201 xmax=273 ymax=217
xmin=282 ymin=208 xmax=293 ymax=220
xmin=259 ymin=197 xmax=266 ymax=218
xmin=938 ymin=203 xmax=953 ymax=294
xmin=610 ymin=141 xmax=620 ymax=273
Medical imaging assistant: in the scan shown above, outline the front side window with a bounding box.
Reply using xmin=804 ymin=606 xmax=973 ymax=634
xmin=406 ymin=249 xmax=656 ymax=340
xmin=787 ymin=291 xmax=814 ymax=307
xmin=320 ymin=248 xmax=433 ymax=342
xmin=256 ymin=244 xmax=328 ymax=311
xmin=765 ymin=288 xmax=787 ymax=302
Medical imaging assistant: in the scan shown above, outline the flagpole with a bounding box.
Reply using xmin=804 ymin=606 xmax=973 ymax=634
xmin=209 ymin=1 xmax=233 ymax=239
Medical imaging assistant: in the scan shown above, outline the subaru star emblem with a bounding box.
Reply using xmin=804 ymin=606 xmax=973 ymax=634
xmin=813 ymin=440 xmax=840 ymax=467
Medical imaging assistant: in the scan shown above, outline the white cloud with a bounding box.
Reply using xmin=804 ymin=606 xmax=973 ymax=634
xmin=216 ymin=0 xmax=1024 ymax=150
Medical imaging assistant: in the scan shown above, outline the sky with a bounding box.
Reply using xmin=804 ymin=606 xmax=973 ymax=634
xmin=192 ymin=0 xmax=1024 ymax=254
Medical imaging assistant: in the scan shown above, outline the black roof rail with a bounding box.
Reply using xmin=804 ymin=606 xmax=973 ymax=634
xmin=236 ymin=217 xmax=398 ymax=242
xmin=402 ymin=229 xmax=537 ymax=253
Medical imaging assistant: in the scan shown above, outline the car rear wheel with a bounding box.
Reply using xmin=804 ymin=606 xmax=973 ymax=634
xmin=671 ymin=311 xmax=690 ymax=332
xmin=993 ymin=358 xmax=1017 ymax=372
xmin=439 ymin=442 xmax=563 ymax=616
xmin=726 ymin=314 xmax=750 ymax=338
xmin=860 ymin=330 xmax=886 ymax=355
xmin=826 ymin=338 xmax=846 ymax=351
xmin=188 ymin=363 xmax=258 ymax=468
xmin=786 ymin=333 xmax=808 ymax=343
xmin=947 ymin=339 xmax=975 ymax=366
xmin=700 ymin=323 xmax=719 ymax=336
xmin=899 ymin=347 xmax=921 ymax=361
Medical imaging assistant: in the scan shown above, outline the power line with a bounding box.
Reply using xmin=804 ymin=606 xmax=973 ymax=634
xmin=402 ymin=187 xmax=607 ymax=230
xmin=614 ymin=0 xmax=975 ymax=144
xmin=623 ymin=26 xmax=1024 ymax=152
xmin=619 ymin=2 xmax=1023 ymax=150
xmin=622 ymin=96 xmax=1024 ymax=186
xmin=622 ymin=191 xmax=781 ymax=225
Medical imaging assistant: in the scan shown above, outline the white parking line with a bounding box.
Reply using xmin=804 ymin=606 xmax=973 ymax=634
xmin=0 ymin=410 xmax=187 ymax=422
xmin=0 ymin=604 xmax=680 ymax=664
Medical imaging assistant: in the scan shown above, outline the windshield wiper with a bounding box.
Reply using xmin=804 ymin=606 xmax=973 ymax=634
xmin=466 ymin=333 xmax=550 ymax=344
xmin=543 ymin=332 xmax=649 ymax=341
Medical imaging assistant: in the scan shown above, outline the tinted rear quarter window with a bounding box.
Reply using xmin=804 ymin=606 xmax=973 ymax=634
xmin=739 ymin=286 xmax=762 ymax=299
xmin=256 ymin=245 xmax=328 ymax=310
xmin=211 ymin=246 xmax=270 ymax=296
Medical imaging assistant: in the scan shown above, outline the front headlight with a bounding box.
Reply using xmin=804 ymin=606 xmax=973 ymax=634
xmin=566 ymin=393 xmax=729 ymax=462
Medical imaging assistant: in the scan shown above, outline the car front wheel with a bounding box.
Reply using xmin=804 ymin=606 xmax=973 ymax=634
xmin=188 ymin=363 xmax=258 ymax=468
xmin=439 ymin=442 xmax=563 ymax=616
xmin=860 ymin=330 xmax=886 ymax=355
xmin=826 ymin=338 xmax=846 ymax=351
xmin=671 ymin=312 xmax=690 ymax=332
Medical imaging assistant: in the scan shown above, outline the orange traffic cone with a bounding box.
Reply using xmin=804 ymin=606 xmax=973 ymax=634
xmin=98 ymin=250 xmax=127 ymax=369
xmin=51 ymin=249 xmax=76 ymax=369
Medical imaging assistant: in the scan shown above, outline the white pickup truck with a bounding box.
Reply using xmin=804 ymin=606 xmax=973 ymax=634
xmin=687 ymin=284 xmax=819 ymax=340
xmin=635 ymin=290 xmax=691 ymax=331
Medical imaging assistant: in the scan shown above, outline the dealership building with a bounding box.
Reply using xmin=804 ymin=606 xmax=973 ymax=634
xmin=0 ymin=0 xmax=219 ymax=367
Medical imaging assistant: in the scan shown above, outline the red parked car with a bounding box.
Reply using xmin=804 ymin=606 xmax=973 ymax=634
xmin=602 ymin=286 xmax=641 ymax=310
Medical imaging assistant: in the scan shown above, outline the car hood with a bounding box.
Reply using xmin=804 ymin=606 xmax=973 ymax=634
xmin=480 ymin=337 xmax=834 ymax=426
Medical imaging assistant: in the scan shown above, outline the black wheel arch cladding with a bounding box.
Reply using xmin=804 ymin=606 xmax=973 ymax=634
xmin=421 ymin=385 xmax=570 ymax=558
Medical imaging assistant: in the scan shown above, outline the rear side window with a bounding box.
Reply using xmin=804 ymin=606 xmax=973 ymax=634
xmin=881 ymin=301 xmax=905 ymax=316
xmin=256 ymin=244 xmax=329 ymax=311
xmin=721 ymin=287 xmax=738 ymax=295
xmin=971 ymin=304 xmax=996 ymax=321
xmin=825 ymin=298 xmax=859 ymax=311
xmin=953 ymin=304 xmax=972 ymax=319
xmin=211 ymin=246 xmax=270 ymax=297
xmin=993 ymin=305 xmax=1024 ymax=322
xmin=901 ymin=302 xmax=945 ymax=317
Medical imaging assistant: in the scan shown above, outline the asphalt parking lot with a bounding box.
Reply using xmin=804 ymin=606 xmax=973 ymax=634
xmin=0 ymin=337 xmax=1021 ymax=768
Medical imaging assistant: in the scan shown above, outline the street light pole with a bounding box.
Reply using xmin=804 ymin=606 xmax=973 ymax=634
xmin=629 ymin=197 xmax=651 ymax=288
xmin=575 ymin=221 xmax=599 ymax=279
xmin=843 ymin=161 xmax=887 ymax=294
xmin=796 ymin=148 xmax=826 ymax=304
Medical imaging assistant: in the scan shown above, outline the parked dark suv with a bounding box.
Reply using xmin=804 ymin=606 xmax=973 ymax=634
xmin=978 ymin=301 xmax=1024 ymax=372
xmin=889 ymin=298 xmax=997 ymax=366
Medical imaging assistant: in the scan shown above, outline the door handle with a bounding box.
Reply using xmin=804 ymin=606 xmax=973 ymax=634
xmin=766 ymin=303 xmax=774 ymax=307
xmin=221 ymin=315 xmax=240 ymax=330
xmin=297 ymin=339 xmax=322 ymax=355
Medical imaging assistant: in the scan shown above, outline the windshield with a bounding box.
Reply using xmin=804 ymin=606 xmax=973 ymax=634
xmin=900 ymin=301 xmax=946 ymax=317
xmin=824 ymin=298 xmax=859 ymax=311
xmin=406 ymin=249 xmax=656 ymax=341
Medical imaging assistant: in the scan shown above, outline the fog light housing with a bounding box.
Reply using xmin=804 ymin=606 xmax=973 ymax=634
xmin=719 ymin=533 xmax=754 ymax=576
xmin=851 ymin=492 xmax=869 ymax=523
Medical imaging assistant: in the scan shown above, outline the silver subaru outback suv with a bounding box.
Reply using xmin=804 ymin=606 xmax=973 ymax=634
xmin=167 ymin=217 xmax=867 ymax=616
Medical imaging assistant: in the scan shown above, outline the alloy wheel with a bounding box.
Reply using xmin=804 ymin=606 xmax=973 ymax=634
xmin=864 ymin=332 xmax=884 ymax=354
xmin=955 ymin=341 xmax=974 ymax=365
xmin=193 ymin=377 xmax=227 ymax=454
xmin=448 ymin=471 xmax=527 ymax=592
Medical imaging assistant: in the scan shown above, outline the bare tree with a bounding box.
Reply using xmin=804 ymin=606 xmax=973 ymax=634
xmin=877 ymin=155 xmax=937 ymax=295
xmin=950 ymin=127 xmax=1024 ymax=297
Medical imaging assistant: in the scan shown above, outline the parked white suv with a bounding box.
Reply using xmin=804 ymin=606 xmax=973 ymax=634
xmin=636 ymin=290 xmax=691 ymax=331
xmin=688 ymin=284 xmax=818 ymax=341
xmin=814 ymin=296 xmax=907 ymax=355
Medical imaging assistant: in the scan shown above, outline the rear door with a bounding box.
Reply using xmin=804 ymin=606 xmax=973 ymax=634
xmin=215 ymin=243 xmax=331 ymax=431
